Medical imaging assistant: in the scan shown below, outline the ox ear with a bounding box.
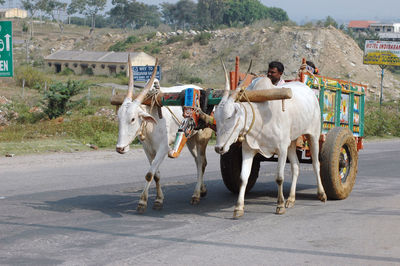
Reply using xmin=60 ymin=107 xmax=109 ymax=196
xmin=138 ymin=110 xmax=157 ymax=124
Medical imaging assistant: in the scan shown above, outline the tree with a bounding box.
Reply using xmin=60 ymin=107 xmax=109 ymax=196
xmin=109 ymin=0 xmax=161 ymax=29
xmin=175 ymin=0 xmax=197 ymax=29
xmin=197 ymin=0 xmax=226 ymax=29
xmin=324 ymin=16 xmax=338 ymax=28
xmin=68 ymin=0 xmax=107 ymax=32
xmin=160 ymin=0 xmax=197 ymax=29
xmin=223 ymin=0 xmax=269 ymax=26
xmin=266 ymin=7 xmax=288 ymax=22
xmin=221 ymin=0 xmax=289 ymax=27
xmin=21 ymin=0 xmax=40 ymax=17
xmin=41 ymin=0 xmax=68 ymax=34
xmin=160 ymin=2 xmax=177 ymax=26
xmin=21 ymin=0 xmax=40 ymax=38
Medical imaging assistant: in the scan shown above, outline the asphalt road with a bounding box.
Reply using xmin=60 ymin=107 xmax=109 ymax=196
xmin=0 ymin=140 xmax=399 ymax=265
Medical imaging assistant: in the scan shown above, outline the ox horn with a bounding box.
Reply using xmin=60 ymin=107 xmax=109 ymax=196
xmin=221 ymin=58 xmax=230 ymax=98
xmin=134 ymin=58 xmax=159 ymax=104
xmin=231 ymin=59 xmax=253 ymax=100
xmin=126 ymin=54 xmax=134 ymax=100
xmin=236 ymin=59 xmax=252 ymax=89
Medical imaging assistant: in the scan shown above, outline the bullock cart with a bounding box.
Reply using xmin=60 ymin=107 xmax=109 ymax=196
xmin=110 ymin=58 xmax=366 ymax=200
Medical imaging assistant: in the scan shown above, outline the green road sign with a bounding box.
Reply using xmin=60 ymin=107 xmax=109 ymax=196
xmin=0 ymin=21 xmax=13 ymax=77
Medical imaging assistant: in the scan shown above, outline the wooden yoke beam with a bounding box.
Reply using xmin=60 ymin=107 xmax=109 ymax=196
xmin=110 ymin=88 xmax=292 ymax=106
xmin=237 ymin=88 xmax=292 ymax=102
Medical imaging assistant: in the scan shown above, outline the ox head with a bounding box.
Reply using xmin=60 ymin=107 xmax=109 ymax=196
xmin=214 ymin=59 xmax=248 ymax=155
xmin=116 ymin=56 xmax=158 ymax=154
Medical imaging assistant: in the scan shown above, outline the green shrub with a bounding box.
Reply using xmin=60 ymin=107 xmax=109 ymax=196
xmin=108 ymin=41 xmax=127 ymax=51
xmin=186 ymin=39 xmax=194 ymax=46
xmin=146 ymin=32 xmax=156 ymax=40
xmin=151 ymin=47 xmax=161 ymax=54
xmin=22 ymin=21 xmax=29 ymax=32
xmin=43 ymin=80 xmax=88 ymax=119
xmin=15 ymin=65 xmax=50 ymax=89
xmin=109 ymin=35 xmax=141 ymax=51
xmin=59 ymin=67 xmax=75 ymax=76
xmin=84 ymin=67 xmax=94 ymax=76
xmin=126 ymin=35 xmax=141 ymax=44
xmin=180 ymin=51 xmax=190 ymax=59
xmin=166 ymin=35 xmax=184 ymax=44
xmin=194 ymin=32 xmax=212 ymax=45
xmin=364 ymin=101 xmax=400 ymax=137
xmin=189 ymin=77 xmax=202 ymax=83
xmin=2 ymin=101 xmax=45 ymax=124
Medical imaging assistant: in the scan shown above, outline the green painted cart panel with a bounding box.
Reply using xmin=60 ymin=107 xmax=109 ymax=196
xmin=303 ymin=73 xmax=366 ymax=137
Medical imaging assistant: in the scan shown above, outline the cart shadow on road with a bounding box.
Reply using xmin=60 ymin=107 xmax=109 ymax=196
xmin=25 ymin=179 xmax=319 ymax=219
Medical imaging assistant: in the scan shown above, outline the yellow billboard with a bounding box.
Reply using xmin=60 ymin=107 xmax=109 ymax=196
xmin=363 ymin=40 xmax=400 ymax=66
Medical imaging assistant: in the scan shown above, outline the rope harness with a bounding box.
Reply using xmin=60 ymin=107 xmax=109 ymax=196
xmin=137 ymin=88 xmax=182 ymax=141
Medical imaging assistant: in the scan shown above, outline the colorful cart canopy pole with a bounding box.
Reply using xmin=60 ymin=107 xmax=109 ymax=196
xmin=363 ymin=40 xmax=400 ymax=66
xmin=0 ymin=21 xmax=13 ymax=77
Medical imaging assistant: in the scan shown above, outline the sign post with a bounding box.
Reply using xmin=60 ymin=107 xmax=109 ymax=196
xmin=0 ymin=21 xmax=13 ymax=77
xmin=363 ymin=40 xmax=400 ymax=107
xmin=132 ymin=65 xmax=161 ymax=82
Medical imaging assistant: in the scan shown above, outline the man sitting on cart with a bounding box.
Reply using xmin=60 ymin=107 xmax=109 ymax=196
xmin=267 ymin=61 xmax=286 ymax=86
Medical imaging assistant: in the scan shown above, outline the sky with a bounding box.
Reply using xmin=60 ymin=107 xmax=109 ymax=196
xmin=2 ymin=0 xmax=399 ymax=24
xmin=138 ymin=0 xmax=400 ymax=24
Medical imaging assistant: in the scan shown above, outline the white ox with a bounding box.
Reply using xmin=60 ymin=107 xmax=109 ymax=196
xmin=116 ymin=59 xmax=212 ymax=213
xmin=214 ymin=65 xmax=327 ymax=218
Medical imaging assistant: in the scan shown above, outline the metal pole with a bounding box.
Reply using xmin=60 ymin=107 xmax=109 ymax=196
xmin=380 ymin=66 xmax=384 ymax=108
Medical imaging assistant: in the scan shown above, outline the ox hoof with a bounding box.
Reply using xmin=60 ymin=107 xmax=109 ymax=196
xmin=153 ymin=201 xmax=163 ymax=210
xmin=233 ymin=208 xmax=244 ymax=219
xmin=191 ymin=197 xmax=200 ymax=205
xmin=285 ymin=199 xmax=295 ymax=208
xmin=136 ymin=203 xmax=147 ymax=214
xmin=318 ymin=192 xmax=327 ymax=202
xmin=275 ymin=206 xmax=286 ymax=215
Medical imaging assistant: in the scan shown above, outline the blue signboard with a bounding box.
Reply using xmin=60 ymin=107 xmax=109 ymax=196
xmin=132 ymin=65 xmax=161 ymax=82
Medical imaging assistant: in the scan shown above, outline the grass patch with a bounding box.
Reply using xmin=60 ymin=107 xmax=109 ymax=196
xmin=0 ymin=138 xmax=92 ymax=156
xmin=0 ymin=116 xmax=118 ymax=149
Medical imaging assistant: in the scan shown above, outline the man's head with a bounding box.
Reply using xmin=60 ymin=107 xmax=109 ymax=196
xmin=267 ymin=61 xmax=284 ymax=85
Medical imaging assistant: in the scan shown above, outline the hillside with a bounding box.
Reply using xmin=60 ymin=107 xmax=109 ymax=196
xmin=10 ymin=19 xmax=400 ymax=99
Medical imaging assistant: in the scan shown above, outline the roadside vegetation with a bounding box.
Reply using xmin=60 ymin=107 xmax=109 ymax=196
xmin=0 ymin=64 xmax=127 ymax=155
xmin=364 ymin=100 xmax=400 ymax=137
xmin=1 ymin=2 xmax=399 ymax=156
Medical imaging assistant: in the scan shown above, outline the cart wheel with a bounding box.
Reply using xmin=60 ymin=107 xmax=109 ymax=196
xmin=320 ymin=127 xmax=358 ymax=200
xmin=220 ymin=143 xmax=260 ymax=193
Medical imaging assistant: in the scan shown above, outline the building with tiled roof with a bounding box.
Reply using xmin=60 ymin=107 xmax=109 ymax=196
xmin=44 ymin=50 xmax=156 ymax=76
xmin=348 ymin=20 xmax=378 ymax=31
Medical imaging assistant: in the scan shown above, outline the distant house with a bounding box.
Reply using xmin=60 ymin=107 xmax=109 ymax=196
xmin=0 ymin=8 xmax=27 ymax=18
xmin=369 ymin=23 xmax=400 ymax=33
xmin=348 ymin=20 xmax=378 ymax=31
xmin=44 ymin=50 xmax=156 ymax=76
xmin=369 ymin=23 xmax=400 ymax=40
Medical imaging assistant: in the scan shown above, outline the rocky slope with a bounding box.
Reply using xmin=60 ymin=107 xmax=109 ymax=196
xmin=12 ymin=20 xmax=400 ymax=100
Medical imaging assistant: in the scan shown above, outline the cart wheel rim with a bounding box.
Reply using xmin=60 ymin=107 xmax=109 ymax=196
xmin=339 ymin=145 xmax=351 ymax=183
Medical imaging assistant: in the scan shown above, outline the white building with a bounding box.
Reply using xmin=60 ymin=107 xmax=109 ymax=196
xmin=369 ymin=23 xmax=400 ymax=33
xmin=0 ymin=8 xmax=27 ymax=18
xmin=369 ymin=23 xmax=400 ymax=40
